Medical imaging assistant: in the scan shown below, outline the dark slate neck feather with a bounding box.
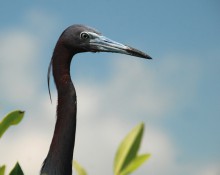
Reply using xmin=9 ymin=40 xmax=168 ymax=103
xmin=41 ymin=41 xmax=77 ymax=175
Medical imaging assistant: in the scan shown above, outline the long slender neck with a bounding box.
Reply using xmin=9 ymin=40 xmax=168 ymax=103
xmin=41 ymin=42 xmax=77 ymax=175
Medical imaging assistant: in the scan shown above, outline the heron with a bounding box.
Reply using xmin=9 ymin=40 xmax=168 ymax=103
xmin=40 ymin=24 xmax=152 ymax=175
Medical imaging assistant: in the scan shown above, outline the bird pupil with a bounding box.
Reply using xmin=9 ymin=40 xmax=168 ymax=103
xmin=81 ymin=33 xmax=88 ymax=39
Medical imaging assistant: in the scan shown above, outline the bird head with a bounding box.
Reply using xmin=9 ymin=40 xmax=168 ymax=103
xmin=59 ymin=24 xmax=152 ymax=59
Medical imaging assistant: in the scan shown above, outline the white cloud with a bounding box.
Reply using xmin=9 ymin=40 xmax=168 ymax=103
xmin=0 ymin=30 xmax=39 ymax=104
xmin=141 ymin=126 xmax=178 ymax=174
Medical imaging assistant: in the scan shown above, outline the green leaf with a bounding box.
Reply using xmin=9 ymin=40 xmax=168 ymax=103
xmin=119 ymin=154 xmax=151 ymax=175
xmin=73 ymin=161 xmax=87 ymax=175
xmin=0 ymin=165 xmax=6 ymax=175
xmin=0 ymin=110 xmax=24 ymax=138
xmin=114 ymin=122 xmax=145 ymax=175
xmin=9 ymin=162 xmax=24 ymax=175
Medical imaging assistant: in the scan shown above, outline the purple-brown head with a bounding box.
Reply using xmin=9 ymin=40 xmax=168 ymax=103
xmin=58 ymin=24 xmax=152 ymax=59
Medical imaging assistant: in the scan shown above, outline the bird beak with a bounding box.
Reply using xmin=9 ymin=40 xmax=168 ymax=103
xmin=89 ymin=35 xmax=152 ymax=59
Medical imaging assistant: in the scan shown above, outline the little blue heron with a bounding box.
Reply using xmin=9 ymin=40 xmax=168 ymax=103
xmin=40 ymin=24 xmax=152 ymax=175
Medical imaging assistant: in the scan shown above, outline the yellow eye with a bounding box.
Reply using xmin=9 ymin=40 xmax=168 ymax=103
xmin=80 ymin=32 xmax=90 ymax=40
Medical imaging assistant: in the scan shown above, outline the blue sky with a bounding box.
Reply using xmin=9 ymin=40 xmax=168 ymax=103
xmin=0 ymin=1 xmax=219 ymax=175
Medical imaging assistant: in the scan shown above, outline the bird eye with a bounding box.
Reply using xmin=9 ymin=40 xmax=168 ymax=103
xmin=80 ymin=32 xmax=90 ymax=40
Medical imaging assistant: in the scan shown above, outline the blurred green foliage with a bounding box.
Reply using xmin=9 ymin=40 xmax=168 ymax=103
xmin=9 ymin=163 xmax=24 ymax=175
xmin=0 ymin=165 xmax=6 ymax=175
xmin=74 ymin=123 xmax=150 ymax=175
xmin=0 ymin=110 xmax=24 ymax=138
xmin=0 ymin=110 xmax=24 ymax=175
xmin=73 ymin=161 xmax=87 ymax=175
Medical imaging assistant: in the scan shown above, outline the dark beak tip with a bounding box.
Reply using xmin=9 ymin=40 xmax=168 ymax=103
xmin=142 ymin=52 xmax=152 ymax=59
xmin=139 ymin=53 xmax=152 ymax=59
xmin=127 ymin=46 xmax=152 ymax=60
xmin=146 ymin=55 xmax=153 ymax=59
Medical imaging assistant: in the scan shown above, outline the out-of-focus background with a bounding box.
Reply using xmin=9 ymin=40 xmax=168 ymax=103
xmin=0 ymin=1 xmax=219 ymax=174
